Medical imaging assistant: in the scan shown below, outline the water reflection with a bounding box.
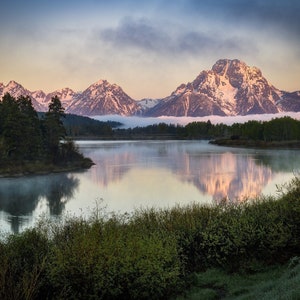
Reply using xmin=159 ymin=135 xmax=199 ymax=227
xmin=82 ymin=141 xmax=297 ymax=202
xmin=1 ymin=141 xmax=299 ymax=234
xmin=177 ymin=152 xmax=272 ymax=201
xmin=0 ymin=174 xmax=79 ymax=233
xmin=253 ymin=151 xmax=300 ymax=172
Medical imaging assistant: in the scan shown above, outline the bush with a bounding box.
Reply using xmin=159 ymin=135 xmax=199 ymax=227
xmin=0 ymin=177 xmax=299 ymax=299
xmin=0 ymin=229 xmax=49 ymax=300
xmin=44 ymin=214 xmax=183 ymax=299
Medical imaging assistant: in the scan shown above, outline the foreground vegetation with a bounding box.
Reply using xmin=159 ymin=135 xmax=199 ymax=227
xmin=177 ymin=261 xmax=300 ymax=299
xmin=0 ymin=177 xmax=299 ymax=299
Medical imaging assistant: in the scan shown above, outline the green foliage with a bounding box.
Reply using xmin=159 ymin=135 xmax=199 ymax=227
xmin=228 ymin=117 xmax=300 ymax=142
xmin=185 ymin=121 xmax=213 ymax=139
xmin=40 ymin=214 xmax=183 ymax=299
xmin=62 ymin=113 xmax=119 ymax=137
xmin=115 ymin=122 xmax=182 ymax=139
xmin=0 ymin=177 xmax=299 ymax=299
xmin=114 ymin=116 xmax=300 ymax=141
xmin=42 ymin=96 xmax=67 ymax=162
xmin=263 ymin=117 xmax=300 ymax=141
xmin=0 ymin=94 xmax=41 ymax=161
xmin=0 ymin=93 xmax=92 ymax=172
xmin=176 ymin=259 xmax=300 ymax=300
xmin=0 ymin=229 xmax=49 ymax=300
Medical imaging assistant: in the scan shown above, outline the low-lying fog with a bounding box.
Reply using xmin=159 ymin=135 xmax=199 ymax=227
xmin=93 ymin=112 xmax=300 ymax=129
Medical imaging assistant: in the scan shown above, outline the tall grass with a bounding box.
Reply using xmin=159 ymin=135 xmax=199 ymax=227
xmin=0 ymin=177 xmax=299 ymax=299
xmin=176 ymin=258 xmax=300 ymax=300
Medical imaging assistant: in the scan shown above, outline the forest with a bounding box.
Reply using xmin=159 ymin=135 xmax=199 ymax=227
xmin=41 ymin=113 xmax=121 ymax=138
xmin=114 ymin=116 xmax=300 ymax=142
xmin=0 ymin=93 xmax=93 ymax=174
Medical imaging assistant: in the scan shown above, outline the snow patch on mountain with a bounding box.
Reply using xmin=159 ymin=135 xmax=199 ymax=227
xmin=137 ymin=98 xmax=160 ymax=109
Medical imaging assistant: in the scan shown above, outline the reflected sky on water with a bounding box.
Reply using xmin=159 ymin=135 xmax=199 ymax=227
xmin=0 ymin=140 xmax=299 ymax=234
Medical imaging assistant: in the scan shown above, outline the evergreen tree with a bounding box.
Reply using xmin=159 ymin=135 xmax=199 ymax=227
xmin=43 ymin=96 xmax=66 ymax=162
xmin=241 ymin=120 xmax=264 ymax=140
xmin=0 ymin=93 xmax=92 ymax=172
xmin=0 ymin=93 xmax=25 ymax=160
xmin=17 ymin=95 xmax=43 ymax=159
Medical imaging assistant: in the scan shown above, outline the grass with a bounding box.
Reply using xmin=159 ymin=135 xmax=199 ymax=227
xmin=176 ymin=258 xmax=300 ymax=299
xmin=0 ymin=177 xmax=299 ymax=299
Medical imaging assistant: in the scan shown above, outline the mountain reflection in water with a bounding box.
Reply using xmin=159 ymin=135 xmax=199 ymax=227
xmin=83 ymin=141 xmax=298 ymax=202
xmin=0 ymin=140 xmax=299 ymax=234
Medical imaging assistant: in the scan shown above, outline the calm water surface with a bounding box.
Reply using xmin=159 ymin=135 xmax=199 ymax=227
xmin=1 ymin=140 xmax=299 ymax=234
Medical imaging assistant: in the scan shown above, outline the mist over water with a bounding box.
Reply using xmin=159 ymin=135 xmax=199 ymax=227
xmin=0 ymin=174 xmax=79 ymax=234
xmin=93 ymin=112 xmax=300 ymax=128
xmin=0 ymin=140 xmax=299 ymax=234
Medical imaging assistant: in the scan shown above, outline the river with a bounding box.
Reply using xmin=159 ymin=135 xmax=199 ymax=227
xmin=0 ymin=140 xmax=299 ymax=234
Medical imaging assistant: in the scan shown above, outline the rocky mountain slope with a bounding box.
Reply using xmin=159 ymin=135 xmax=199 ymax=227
xmin=1 ymin=59 xmax=299 ymax=117
xmin=145 ymin=59 xmax=291 ymax=116
xmin=64 ymin=80 xmax=140 ymax=116
xmin=0 ymin=80 xmax=45 ymax=112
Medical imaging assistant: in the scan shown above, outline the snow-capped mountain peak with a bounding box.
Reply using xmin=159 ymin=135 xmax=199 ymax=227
xmin=45 ymin=87 xmax=77 ymax=105
xmin=1 ymin=59 xmax=300 ymax=116
xmin=65 ymin=79 xmax=141 ymax=116
xmin=146 ymin=59 xmax=292 ymax=117
xmin=0 ymin=81 xmax=45 ymax=111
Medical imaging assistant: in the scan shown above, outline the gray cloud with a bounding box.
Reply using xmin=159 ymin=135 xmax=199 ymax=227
xmin=177 ymin=31 xmax=255 ymax=55
xmin=186 ymin=0 xmax=300 ymax=38
xmin=101 ymin=18 xmax=169 ymax=52
xmin=100 ymin=17 xmax=255 ymax=56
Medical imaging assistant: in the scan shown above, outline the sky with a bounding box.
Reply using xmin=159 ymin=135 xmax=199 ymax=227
xmin=0 ymin=0 xmax=299 ymax=99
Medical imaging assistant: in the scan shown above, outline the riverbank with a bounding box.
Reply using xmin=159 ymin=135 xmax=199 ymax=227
xmin=210 ymin=138 xmax=300 ymax=148
xmin=0 ymin=158 xmax=94 ymax=178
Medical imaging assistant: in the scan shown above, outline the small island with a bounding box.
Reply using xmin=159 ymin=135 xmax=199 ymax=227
xmin=0 ymin=93 xmax=93 ymax=177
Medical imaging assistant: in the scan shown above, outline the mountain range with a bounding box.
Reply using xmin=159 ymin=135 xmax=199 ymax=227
xmin=1 ymin=59 xmax=300 ymax=117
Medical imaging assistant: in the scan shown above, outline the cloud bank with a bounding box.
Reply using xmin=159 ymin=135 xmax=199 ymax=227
xmin=93 ymin=112 xmax=300 ymax=129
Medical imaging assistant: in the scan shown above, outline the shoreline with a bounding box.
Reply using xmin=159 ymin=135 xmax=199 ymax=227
xmin=0 ymin=159 xmax=94 ymax=178
xmin=209 ymin=138 xmax=300 ymax=149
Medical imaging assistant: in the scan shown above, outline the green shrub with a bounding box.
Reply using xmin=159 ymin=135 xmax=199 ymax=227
xmin=185 ymin=195 xmax=300 ymax=271
xmin=0 ymin=229 xmax=49 ymax=300
xmin=45 ymin=214 xmax=183 ymax=299
xmin=177 ymin=257 xmax=300 ymax=300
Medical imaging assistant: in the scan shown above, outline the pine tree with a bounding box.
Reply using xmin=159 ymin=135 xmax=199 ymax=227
xmin=43 ymin=96 xmax=66 ymax=162
xmin=0 ymin=93 xmax=25 ymax=160
xmin=17 ymin=95 xmax=43 ymax=160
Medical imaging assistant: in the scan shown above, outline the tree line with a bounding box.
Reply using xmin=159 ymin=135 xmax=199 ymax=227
xmin=116 ymin=117 xmax=300 ymax=141
xmin=0 ymin=93 xmax=88 ymax=167
xmin=61 ymin=114 xmax=120 ymax=137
